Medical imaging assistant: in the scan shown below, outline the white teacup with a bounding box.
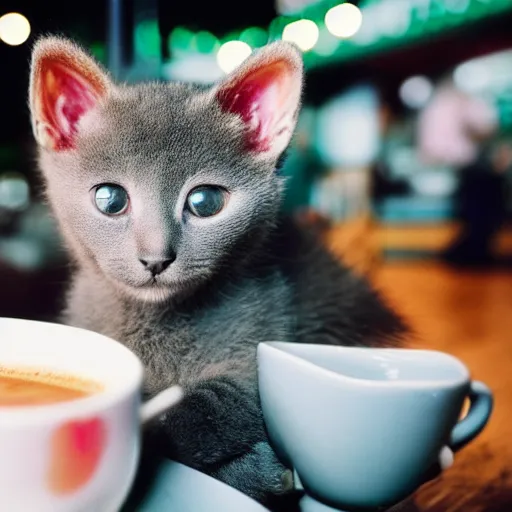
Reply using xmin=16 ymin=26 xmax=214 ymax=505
xmin=258 ymin=342 xmax=493 ymax=511
xmin=0 ymin=317 xmax=182 ymax=512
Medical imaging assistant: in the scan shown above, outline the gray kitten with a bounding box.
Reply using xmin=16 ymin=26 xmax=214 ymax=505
xmin=29 ymin=37 xmax=407 ymax=507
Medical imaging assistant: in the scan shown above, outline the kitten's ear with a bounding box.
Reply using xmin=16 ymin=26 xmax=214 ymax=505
xmin=29 ymin=37 xmax=111 ymax=151
xmin=214 ymin=41 xmax=303 ymax=159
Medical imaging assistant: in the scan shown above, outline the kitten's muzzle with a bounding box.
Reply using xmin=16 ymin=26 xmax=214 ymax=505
xmin=139 ymin=255 xmax=175 ymax=276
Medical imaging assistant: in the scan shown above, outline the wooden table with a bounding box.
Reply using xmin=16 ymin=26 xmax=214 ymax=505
xmin=374 ymin=263 xmax=512 ymax=512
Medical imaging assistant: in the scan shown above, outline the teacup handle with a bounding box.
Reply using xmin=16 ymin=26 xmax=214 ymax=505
xmin=140 ymin=385 xmax=184 ymax=425
xmin=449 ymin=380 xmax=493 ymax=452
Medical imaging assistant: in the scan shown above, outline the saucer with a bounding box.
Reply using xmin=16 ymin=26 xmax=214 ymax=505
xmin=126 ymin=458 xmax=270 ymax=512
xmin=123 ymin=457 xmax=417 ymax=512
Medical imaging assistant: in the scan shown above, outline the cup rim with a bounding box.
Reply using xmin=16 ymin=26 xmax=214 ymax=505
xmin=0 ymin=317 xmax=143 ymax=426
xmin=258 ymin=341 xmax=470 ymax=389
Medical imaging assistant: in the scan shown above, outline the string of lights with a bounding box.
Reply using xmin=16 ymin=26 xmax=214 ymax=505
xmin=131 ymin=0 xmax=512 ymax=74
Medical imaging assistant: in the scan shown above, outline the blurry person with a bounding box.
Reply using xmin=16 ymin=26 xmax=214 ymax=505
xmin=418 ymin=78 xmax=498 ymax=167
xmin=443 ymin=140 xmax=512 ymax=266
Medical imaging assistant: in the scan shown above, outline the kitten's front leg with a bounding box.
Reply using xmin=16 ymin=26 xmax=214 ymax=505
xmin=153 ymin=375 xmax=292 ymax=504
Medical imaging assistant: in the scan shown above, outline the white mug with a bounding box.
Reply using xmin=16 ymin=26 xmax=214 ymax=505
xmin=0 ymin=317 xmax=182 ymax=512
xmin=258 ymin=342 xmax=493 ymax=511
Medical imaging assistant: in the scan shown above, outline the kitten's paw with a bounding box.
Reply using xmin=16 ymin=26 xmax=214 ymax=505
xmin=212 ymin=441 xmax=293 ymax=504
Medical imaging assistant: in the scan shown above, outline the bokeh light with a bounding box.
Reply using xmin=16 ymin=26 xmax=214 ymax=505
xmin=0 ymin=12 xmax=31 ymax=46
xmin=195 ymin=31 xmax=219 ymax=53
xmin=399 ymin=75 xmax=433 ymax=109
xmin=0 ymin=172 xmax=30 ymax=211
xmin=169 ymin=27 xmax=195 ymax=53
xmin=134 ymin=20 xmax=160 ymax=58
xmin=282 ymin=19 xmax=319 ymax=52
xmin=217 ymin=41 xmax=252 ymax=74
xmin=325 ymin=3 xmax=363 ymax=39
xmin=240 ymin=27 xmax=268 ymax=48
xmin=453 ymin=61 xmax=490 ymax=94
xmin=313 ymin=24 xmax=340 ymax=56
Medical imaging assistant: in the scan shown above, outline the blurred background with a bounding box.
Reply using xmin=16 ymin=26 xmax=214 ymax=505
xmin=1 ymin=2 xmax=512 ymax=508
xmin=0 ymin=0 xmax=511 ymax=314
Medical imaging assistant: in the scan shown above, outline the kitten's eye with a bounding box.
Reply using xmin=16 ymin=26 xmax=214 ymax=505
xmin=94 ymin=184 xmax=129 ymax=216
xmin=186 ymin=186 xmax=226 ymax=218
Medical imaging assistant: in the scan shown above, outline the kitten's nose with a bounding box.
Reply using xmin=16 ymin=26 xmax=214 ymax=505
xmin=139 ymin=255 xmax=175 ymax=276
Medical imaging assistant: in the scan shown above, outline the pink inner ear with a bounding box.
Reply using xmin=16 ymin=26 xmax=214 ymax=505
xmin=217 ymin=60 xmax=292 ymax=153
xmin=40 ymin=63 xmax=100 ymax=150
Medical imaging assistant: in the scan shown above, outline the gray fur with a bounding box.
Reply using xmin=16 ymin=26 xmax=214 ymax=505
xmin=30 ymin=37 xmax=407 ymax=508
